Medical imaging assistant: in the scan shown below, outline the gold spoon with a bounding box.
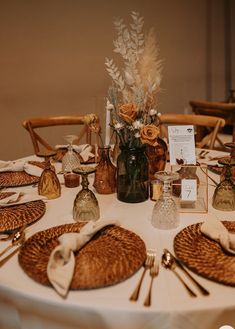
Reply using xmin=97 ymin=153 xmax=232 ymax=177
xmin=161 ymin=250 xmax=197 ymax=297
xmin=164 ymin=249 xmax=210 ymax=296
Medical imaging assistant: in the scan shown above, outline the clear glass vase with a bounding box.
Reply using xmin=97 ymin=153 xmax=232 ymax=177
xmin=116 ymin=145 xmax=149 ymax=203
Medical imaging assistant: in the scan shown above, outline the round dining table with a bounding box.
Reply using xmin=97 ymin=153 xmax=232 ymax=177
xmin=0 ymin=150 xmax=234 ymax=329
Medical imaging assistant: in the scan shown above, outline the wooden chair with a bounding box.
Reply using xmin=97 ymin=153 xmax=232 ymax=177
xmin=22 ymin=115 xmax=101 ymax=158
xmin=190 ymin=100 xmax=235 ymax=143
xmin=159 ymin=113 xmax=226 ymax=150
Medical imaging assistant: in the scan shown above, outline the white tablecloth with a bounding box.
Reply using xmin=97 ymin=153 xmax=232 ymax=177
xmin=0 ymin=152 xmax=235 ymax=329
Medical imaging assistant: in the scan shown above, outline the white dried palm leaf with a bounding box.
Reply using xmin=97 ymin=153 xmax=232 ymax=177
xmin=113 ymin=12 xmax=145 ymax=63
xmin=105 ymin=58 xmax=125 ymax=91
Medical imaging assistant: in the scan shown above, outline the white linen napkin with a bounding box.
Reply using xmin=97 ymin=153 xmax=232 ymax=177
xmin=55 ymin=144 xmax=94 ymax=162
xmin=0 ymin=160 xmax=43 ymax=177
xmin=201 ymin=215 xmax=235 ymax=255
xmin=0 ymin=192 xmax=46 ymax=207
xmin=47 ymin=218 xmax=119 ymax=297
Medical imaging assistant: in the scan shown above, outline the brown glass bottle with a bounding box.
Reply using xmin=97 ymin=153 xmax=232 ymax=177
xmin=93 ymin=146 xmax=116 ymax=194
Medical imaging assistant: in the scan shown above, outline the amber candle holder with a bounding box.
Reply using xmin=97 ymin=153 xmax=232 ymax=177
xmin=64 ymin=172 xmax=80 ymax=188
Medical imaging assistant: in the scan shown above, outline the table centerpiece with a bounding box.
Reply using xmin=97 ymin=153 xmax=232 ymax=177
xmin=105 ymin=11 xmax=166 ymax=203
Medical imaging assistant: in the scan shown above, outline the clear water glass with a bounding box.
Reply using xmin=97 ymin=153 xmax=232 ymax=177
xmin=151 ymin=171 xmax=179 ymax=230
xmin=62 ymin=135 xmax=80 ymax=172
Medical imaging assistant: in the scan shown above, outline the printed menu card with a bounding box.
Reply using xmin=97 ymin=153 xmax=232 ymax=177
xmin=168 ymin=125 xmax=196 ymax=165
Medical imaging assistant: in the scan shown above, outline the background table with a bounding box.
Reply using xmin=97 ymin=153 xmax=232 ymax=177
xmin=0 ymin=152 xmax=235 ymax=329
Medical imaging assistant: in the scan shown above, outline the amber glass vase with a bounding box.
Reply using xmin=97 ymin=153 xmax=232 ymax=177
xmin=117 ymin=145 xmax=149 ymax=203
xmin=93 ymin=146 xmax=116 ymax=194
xmin=146 ymin=138 xmax=167 ymax=181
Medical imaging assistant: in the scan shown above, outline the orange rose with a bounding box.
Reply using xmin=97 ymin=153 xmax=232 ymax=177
xmin=140 ymin=124 xmax=160 ymax=146
xmin=119 ymin=103 xmax=137 ymax=124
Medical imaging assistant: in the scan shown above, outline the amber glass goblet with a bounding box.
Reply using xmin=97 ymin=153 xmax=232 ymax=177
xmin=37 ymin=150 xmax=61 ymax=199
xmin=73 ymin=165 xmax=100 ymax=222
xmin=212 ymin=158 xmax=235 ymax=211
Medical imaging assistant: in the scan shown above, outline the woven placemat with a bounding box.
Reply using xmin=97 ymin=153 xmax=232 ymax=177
xmin=0 ymin=171 xmax=39 ymax=187
xmin=18 ymin=223 xmax=146 ymax=290
xmin=174 ymin=221 xmax=235 ymax=286
xmin=0 ymin=200 xmax=46 ymax=232
xmin=0 ymin=161 xmax=45 ymax=187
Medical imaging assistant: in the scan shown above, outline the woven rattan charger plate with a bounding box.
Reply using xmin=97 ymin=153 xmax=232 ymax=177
xmin=18 ymin=223 xmax=146 ymax=290
xmin=0 ymin=171 xmax=39 ymax=187
xmin=0 ymin=193 xmax=46 ymax=232
xmin=174 ymin=221 xmax=235 ymax=286
xmin=0 ymin=161 xmax=45 ymax=188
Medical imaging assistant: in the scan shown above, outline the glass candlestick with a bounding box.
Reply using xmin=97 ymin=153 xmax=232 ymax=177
xmin=37 ymin=150 xmax=61 ymax=199
xmin=73 ymin=165 xmax=100 ymax=222
xmin=151 ymin=171 xmax=179 ymax=230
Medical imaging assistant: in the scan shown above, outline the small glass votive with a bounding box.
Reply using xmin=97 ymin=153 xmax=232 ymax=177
xmin=150 ymin=179 xmax=163 ymax=201
xmin=64 ymin=172 xmax=80 ymax=188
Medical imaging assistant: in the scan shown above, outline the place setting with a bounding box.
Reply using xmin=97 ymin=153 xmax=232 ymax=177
xmin=173 ymin=216 xmax=235 ymax=287
xmin=0 ymin=191 xmax=46 ymax=233
xmin=0 ymin=159 xmax=46 ymax=188
xmin=18 ymin=218 xmax=147 ymax=298
xmin=0 ymin=189 xmax=47 ymax=267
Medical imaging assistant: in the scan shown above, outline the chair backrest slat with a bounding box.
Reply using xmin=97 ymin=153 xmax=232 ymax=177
xmin=22 ymin=115 xmax=100 ymax=156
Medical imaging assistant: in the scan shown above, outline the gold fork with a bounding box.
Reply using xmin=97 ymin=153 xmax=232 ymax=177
xmin=143 ymin=259 xmax=159 ymax=307
xmin=129 ymin=250 xmax=155 ymax=302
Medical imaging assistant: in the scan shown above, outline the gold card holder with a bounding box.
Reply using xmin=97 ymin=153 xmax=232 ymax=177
xmin=171 ymin=164 xmax=208 ymax=213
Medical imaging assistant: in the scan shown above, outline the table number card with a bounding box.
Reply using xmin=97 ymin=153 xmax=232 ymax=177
xmin=168 ymin=125 xmax=196 ymax=165
xmin=181 ymin=179 xmax=197 ymax=201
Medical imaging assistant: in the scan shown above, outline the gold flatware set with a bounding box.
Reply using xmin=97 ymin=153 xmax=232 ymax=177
xmin=0 ymin=225 xmax=27 ymax=267
xmin=162 ymin=249 xmax=209 ymax=296
xmin=130 ymin=248 xmax=209 ymax=307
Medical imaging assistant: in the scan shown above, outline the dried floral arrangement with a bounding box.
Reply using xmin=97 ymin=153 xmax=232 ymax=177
xmin=105 ymin=11 xmax=163 ymax=148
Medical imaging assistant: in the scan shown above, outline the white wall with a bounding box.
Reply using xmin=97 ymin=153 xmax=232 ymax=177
xmin=0 ymin=0 xmax=232 ymax=160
